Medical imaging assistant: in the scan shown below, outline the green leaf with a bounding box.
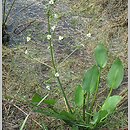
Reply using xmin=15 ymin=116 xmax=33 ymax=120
xmin=43 ymin=99 xmax=56 ymax=105
xmin=94 ymin=44 xmax=108 ymax=68
xmin=32 ymin=93 xmax=56 ymax=106
xmin=107 ymin=58 xmax=124 ymax=89
xmin=60 ymin=110 xmax=76 ymax=121
xmin=35 ymin=108 xmax=64 ymax=120
xmin=82 ymin=65 xmax=99 ymax=94
xmin=75 ymin=85 xmax=84 ymax=107
xmin=35 ymin=109 xmax=76 ymax=125
xmin=32 ymin=93 xmax=42 ymax=103
xmin=72 ymin=126 xmax=79 ymax=130
xmin=101 ymin=95 xmax=122 ymax=114
xmin=92 ymin=110 xmax=108 ymax=125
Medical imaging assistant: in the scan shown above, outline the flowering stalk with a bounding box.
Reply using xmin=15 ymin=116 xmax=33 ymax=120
xmin=47 ymin=8 xmax=72 ymax=113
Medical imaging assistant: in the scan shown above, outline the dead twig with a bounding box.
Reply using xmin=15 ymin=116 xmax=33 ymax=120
xmin=13 ymin=104 xmax=43 ymax=128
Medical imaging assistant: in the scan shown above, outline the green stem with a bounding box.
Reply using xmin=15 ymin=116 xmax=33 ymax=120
xmin=89 ymin=67 xmax=101 ymax=115
xmin=56 ymin=77 xmax=72 ymax=113
xmin=98 ymin=88 xmax=113 ymax=114
xmin=83 ymin=94 xmax=87 ymax=121
xmin=4 ymin=0 xmax=16 ymax=24
xmin=49 ymin=106 xmax=59 ymax=114
xmin=107 ymin=88 xmax=113 ymax=99
xmin=47 ymin=9 xmax=72 ymax=114
xmin=86 ymin=93 xmax=90 ymax=124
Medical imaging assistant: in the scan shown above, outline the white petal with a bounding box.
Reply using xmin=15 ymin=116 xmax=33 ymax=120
xmin=51 ymin=25 xmax=56 ymax=31
xmin=27 ymin=37 xmax=31 ymax=42
xmin=47 ymin=46 xmax=50 ymax=49
xmin=55 ymin=73 xmax=59 ymax=77
xmin=80 ymin=44 xmax=85 ymax=47
xmin=54 ymin=14 xmax=58 ymax=19
xmin=59 ymin=36 xmax=64 ymax=41
xmin=25 ymin=50 xmax=28 ymax=54
xmin=47 ymin=35 xmax=52 ymax=40
xmin=87 ymin=33 xmax=91 ymax=37
xmin=46 ymin=85 xmax=51 ymax=90
xmin=49 ymin=0 xmax=54 ymax=5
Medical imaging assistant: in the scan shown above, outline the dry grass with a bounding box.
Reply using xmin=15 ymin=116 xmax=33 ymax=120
xmin=2 ymin=0 xmax=128 ymax=129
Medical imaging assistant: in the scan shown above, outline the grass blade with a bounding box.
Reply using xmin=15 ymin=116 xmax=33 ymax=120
xmin=20 ymin=113 xmax=30 ymax=130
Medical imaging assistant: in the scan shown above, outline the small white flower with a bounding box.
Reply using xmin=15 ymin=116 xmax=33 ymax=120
xmin=80 ymin=44 xmax=85 ymax=48
xmin=47 ymin=46 xmax=50 ymax=49
xmin=87 ymin=33 xmax=91 ymax=38
xmin=54 ymin=14 xmax=58 ymax=19
xmin=47 ymin=34 xmax=52 ymax=40
xmin=55 ymin=72 xmax=59 ymax=77
xmin=46 ymin=85 xmax=51 ymax=90
xmin=27 ymin=36 xmax=31 ymax=42
xmin=25 ymin=50 xmax=28 ymax=54
xmin=49 ymin=0 xmax=54 ymax=5
xmin=59 ymin=36 xmax=64 ymax=41
xmin=51 ymin=25 xmax=56 ymax=31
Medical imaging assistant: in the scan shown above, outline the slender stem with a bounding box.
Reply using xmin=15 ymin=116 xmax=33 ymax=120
xmin=86 ymin=93 xmax=90 ymax=124
xmin=98 ymin=88 xmax=113 ymax=114
xmin=56 ymin=77 xmax=72 ymax=113
xmin=49 ymin=105 xmax=59 ymax=114
xmin=47 ymin=9 xmax=72 ymax=113
xmin=4 ymin=0 xmax=16 ymax=24
xmin=83 ymin=94 xmax=87 ymax=121
xmin=3 ymin=0 xmax=7 ymax=24
xmin=106 ymin=87 xmax=113 ymax=99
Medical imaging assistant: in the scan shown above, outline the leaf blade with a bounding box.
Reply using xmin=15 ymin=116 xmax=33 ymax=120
xmin=94 ymin=44 xmax=108 ymax=68
xmin=82 ymin=65 xmax=99 ymax=94
xmin=32 ymin=93 xmax=42 ymax=103
xmin=43 ymin=99 xmax=56 ymax=105
xmin=92 ymin=110 xmax=108 ymax=125
xmin=107 ymin=58 xmax=124 ymax=89
xmin=101 ymin=95 xmax=122 ymax=114
xmin=75 ymin=85 xmax=84 ymax=107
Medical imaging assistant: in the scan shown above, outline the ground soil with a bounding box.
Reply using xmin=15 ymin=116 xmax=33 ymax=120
xmin=2 ymin=0 xmax=128 ymax=129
